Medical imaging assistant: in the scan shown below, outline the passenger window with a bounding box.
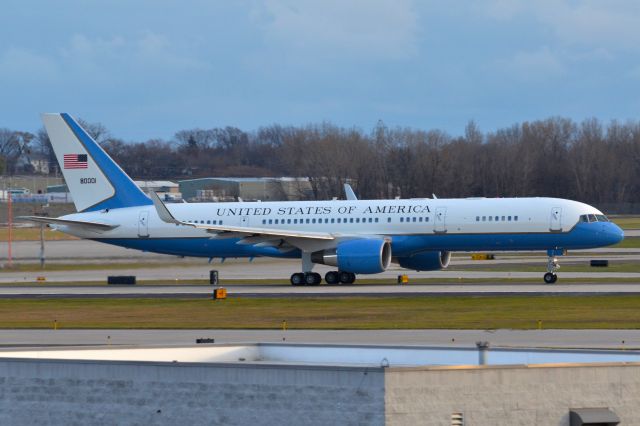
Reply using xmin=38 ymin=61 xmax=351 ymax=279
xmin=387 ymin=217 xmax=391 ymax=223
xmin=482 ymin=216 xmax=486 ymax=221
xmin=219 ymin=221 xmax=223 ymax=225
xmin=426 ymin=217 xmax=429 ymax=222
xmin=495 ymin=216 xmax=499 ymax=221
xmin=514 ymin=216 xmax=518 ymax=221
xmin=476 ymin=216 xmax=479 ymax=221
xmin=508 ymin=216 xmax=511 ymax=221
xmin=400 ymin=217 xmax=404 ymax=223
xmin=306 ymin=219 xmax=310 ymax=224
xmin=369 ymin=218 xmax=373 ymax=223
xmin=337 ymin=218 xmax=341 ymax=223
xmin=331 ymin=218 xmax=335 ymax=223
xmin=413 ymin=217 xmax=417 ymax=222
xmin=419 ymin=217 xmax=423 ymax=222
xmin=489 ymin=216 xmax=492 ymax=221
xmin=269 ymin=219 xmax=273 ymax=224
xmin=375 ymin=218 xmax=379 ymax=223
xmin=501 ymin=216 xmax=505 ymax=221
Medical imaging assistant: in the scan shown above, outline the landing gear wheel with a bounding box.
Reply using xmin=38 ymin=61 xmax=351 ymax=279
xmin=543 ymin=272 xmax=558 ymax=284
xmin=325 ymin=271 xmax=340 ymax=285
xmin=338 ymin=271 xmax=356 ymax=284
xmin=304 ymin=272 xmax=321 ymax=286
xmin=290 ymin=273 xmax=305 ymax=286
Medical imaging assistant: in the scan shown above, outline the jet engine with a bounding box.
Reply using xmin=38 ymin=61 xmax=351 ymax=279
xmin=396 ymin=250 xmax=451 ymax=271
xmin=311 ymin=239 xmax=391 ymax=274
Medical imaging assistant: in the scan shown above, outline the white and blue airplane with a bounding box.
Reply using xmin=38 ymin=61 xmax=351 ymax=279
xmin=22 ymin=113 xmax=624 ymax=285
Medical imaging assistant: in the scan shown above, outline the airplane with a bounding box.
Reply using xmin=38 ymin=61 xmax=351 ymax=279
xmin=21 ymin=113 xmax=624 ymax=285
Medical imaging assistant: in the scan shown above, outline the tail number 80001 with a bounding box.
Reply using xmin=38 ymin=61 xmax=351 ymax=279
xmin=80 ymin=177 xmax=96 ymax=184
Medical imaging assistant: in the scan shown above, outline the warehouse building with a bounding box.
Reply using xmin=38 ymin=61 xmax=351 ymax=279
xmin=179 ymin=177 xmax=313 ymax=202
xmin=0 ymin=343 xmax=632 ymax=425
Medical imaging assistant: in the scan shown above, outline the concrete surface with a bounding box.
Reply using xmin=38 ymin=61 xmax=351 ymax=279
xmin=2 ymin=329 xmax=640 ymax=350
xmin=0 ymin=282 xmax=640 ymax=298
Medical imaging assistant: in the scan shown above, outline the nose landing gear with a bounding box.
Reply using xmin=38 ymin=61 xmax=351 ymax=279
xmin=543 ymin=249 xmax=565 ymax=284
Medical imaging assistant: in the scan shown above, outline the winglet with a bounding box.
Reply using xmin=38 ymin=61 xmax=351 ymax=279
xmin=149 ymin=191 xmax=182 ymax=225
xmin=344 ymin=183 xmax=358 ymax=200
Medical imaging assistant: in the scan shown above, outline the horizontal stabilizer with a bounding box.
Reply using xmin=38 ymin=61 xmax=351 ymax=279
xmin=18 ymin=216 xmax=119 ymax=232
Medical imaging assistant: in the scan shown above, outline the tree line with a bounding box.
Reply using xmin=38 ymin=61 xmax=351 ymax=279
xmin=2 ymin=117 xmax=640 ymax=205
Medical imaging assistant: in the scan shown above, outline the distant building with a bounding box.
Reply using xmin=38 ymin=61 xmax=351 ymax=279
xmin=47 ymin=180 xmax=182 ymax=202
xmin=179 ymin=177 xmax=313 ymax=202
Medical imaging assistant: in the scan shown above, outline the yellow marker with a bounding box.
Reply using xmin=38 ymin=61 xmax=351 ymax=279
xmin=54 ymin=320 xmax=57 ymax=330
xmin=537 ymin=320 xmax=542 ymax=330
xmin=282 ymin=320 xmax=287 ymax=331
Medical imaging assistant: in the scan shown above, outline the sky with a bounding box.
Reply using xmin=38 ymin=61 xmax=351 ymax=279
xmin=1 ymin=0 xmax=639 ymax=141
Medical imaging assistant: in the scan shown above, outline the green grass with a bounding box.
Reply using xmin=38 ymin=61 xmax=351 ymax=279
xmin=612 ymin=216 xmax=640 ymax=230
xmin=0 ymin=261 xmax=204 ymax=273
xmin=2 ymin=296 xmax=640 ymax=329
xmin=0 ymin=227 xmax=77 ymax=241
xmin=457 ymin=261 xmax=640 ymax=273
xmin=612 ymin=236 xmax=640 ymax=248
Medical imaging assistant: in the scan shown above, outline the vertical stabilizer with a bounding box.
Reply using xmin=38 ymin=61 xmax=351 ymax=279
xmin=42 ymin=113 xmax=152 ymax=212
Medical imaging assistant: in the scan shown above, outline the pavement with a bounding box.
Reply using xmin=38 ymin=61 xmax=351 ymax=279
xmin=0 ymin=329 xmax=639 ymax=350
xmin=0 ymin=282 xmax=639 ymax=298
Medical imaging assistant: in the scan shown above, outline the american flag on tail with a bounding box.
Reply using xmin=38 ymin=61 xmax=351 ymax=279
xmin=64 ymin=154 xmax=88 ymax=169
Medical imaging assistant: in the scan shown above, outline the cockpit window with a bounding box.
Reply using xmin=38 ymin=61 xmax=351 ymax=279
xmin=579 ymin=214 xmax=610 ymax=223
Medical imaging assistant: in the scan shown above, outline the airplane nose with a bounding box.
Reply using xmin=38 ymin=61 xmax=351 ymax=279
xmin=606 ymin=223 xmax=624 ymax=246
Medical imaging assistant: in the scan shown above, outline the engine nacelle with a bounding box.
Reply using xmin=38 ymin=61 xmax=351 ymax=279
xmin=311 ymin=239 xmax=392 ymax=274
xmin=396 ymin=251 xmax=451 ymax=271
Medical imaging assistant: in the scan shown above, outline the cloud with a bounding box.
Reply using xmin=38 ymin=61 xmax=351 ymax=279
xmin=496 ymin=47 xmax=566 ymax=81
xmin=482 ymin=0 xmax=640 ymax=53
xmin=60 ymin=32 xmax=206 ymax=73
xmin=0 ymin=47 xmax=57 ymax=81
xmin=255 ymin=0 xmax=419 ymax=60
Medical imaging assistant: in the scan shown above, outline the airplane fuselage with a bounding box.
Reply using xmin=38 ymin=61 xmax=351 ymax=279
xmin=56 ymin=196 xmax=623 ymax=260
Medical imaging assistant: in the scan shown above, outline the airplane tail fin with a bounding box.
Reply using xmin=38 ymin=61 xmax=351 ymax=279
xmin=42 ymin=113 xmax=152 ymax=212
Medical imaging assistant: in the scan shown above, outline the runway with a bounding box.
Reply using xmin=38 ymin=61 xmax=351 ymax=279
xmin=0 ymin=329 xmax=639 ymax=350
xmin=1 ymin=282 xmax=640 ymax=298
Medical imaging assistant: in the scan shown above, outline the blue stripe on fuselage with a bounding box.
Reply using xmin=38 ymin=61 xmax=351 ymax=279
xmin=94 ymin=222 xmax=623 ymax=259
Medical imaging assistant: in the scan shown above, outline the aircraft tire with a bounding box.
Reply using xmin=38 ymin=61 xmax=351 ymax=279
xmin=291 ymin=273 xmax=305 ymax=286
xmin=305 ymin=272 xmax=321 ymax=286
xmin=325 ymin=271 xmax=340 ymax=285
xmin=543 ymin=272 xmax=557 ymax=284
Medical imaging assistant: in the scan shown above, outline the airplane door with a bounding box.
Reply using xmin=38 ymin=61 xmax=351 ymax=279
xmin=550 ymin=207 xmax=562 ymax=232
xmin=434 ymin=207 xmax=447 ymax=233
xmin=138 ymin=211 xmax=149 ymax=237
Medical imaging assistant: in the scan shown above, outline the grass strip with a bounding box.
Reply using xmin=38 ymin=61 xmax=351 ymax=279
xmin=1 ymin=295 xmax=640 ymax=329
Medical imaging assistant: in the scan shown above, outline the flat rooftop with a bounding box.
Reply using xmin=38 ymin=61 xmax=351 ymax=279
xmin=1 ymin=343 xmax=640 ymax=368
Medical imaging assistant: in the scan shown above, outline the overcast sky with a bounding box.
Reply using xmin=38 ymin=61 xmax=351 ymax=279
xmin=1 ymin=1 xmax=639 ymax=141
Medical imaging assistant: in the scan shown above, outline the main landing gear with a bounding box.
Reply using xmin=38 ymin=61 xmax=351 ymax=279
xmin=290 ymin=271 xmax=356 ymax=286
xmin=543 ymin=249 xmax=564 ymax=284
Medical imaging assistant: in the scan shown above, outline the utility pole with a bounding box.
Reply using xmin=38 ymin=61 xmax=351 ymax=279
xmin=7 ymin=190 xmax=12 ymax=268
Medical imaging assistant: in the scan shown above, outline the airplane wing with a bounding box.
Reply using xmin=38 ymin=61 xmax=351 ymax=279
xmin=17 ymin=216 xmax=119 ymax=232
xmin=149 ymin=191 xmax=335 ymax=241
